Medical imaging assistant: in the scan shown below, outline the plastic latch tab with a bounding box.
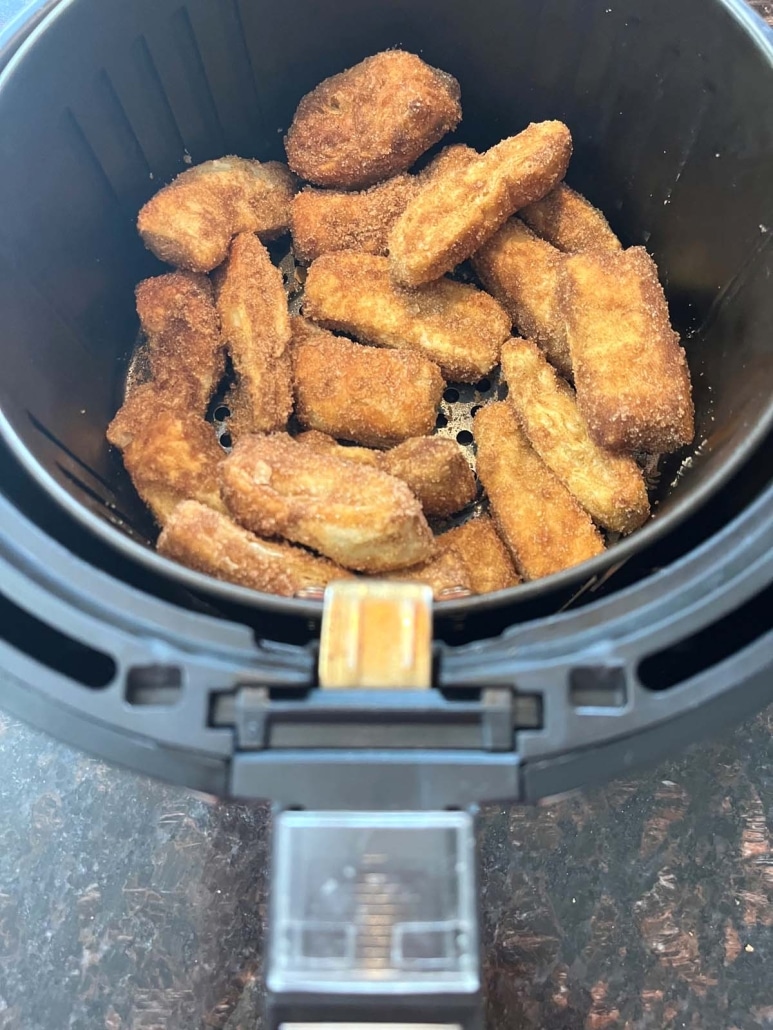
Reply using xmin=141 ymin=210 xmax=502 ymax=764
xmin=319 ymin=581 xmax=433 ymax=690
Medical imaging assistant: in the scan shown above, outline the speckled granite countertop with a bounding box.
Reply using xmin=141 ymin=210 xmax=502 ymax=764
xmin=0 ymin=1 xmax=772 ymax=1027
xmin=1 ymin=710 xmax=771 ymax=1029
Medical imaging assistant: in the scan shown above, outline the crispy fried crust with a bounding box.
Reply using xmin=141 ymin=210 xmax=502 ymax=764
xmin=221 ymin=378 xmax=253 ymax=444
xmin=158 ymin=501 xmax=351 ymax=595
xmin=439 ymin=515 xmax=521 ymax=593
xmin=292 ymin=319 xmax=444 ymax=446
xmin=107 ymin=383 xmax=226 ymax=526
xmin=295 ymin=430 xmax=384 ymax=469
xmin=519 ymin=183 xmax=621 ymax=253
xmin=389 ymin=121 xmax=572 ymax=286
xmin=473 ymin=218 xmax=571 ymax=377
xmin=500 ymin=339 xmax=650 ymax=534
xmin=284 ymin=50 xmax=461 ymax=188
xmin=474 ymin=403 xmax=604 ymax=580
xmin=288 ymin=314 xmax=332 ymax=348
xmin=385 ymin=549 xmax=473 ymax=598
xmin=135 ymin=271 xmax=224 ymax=415
xmin=304 ymin=252 xmax=509 ymax=381
xmin=290 ymin=174 xmax=421 ymax=262
xmin=220 ymin=433 xmax=435 ymax=573
xmin=418 ymin=144 xmax=478 ymax=183
xmin=382 ymin=437 xmax=477 ymax=518
xmin=217 ymin=233 xmax=293 ymax=434
xmin=296 ymin=431 xmax=477 ymax=519
xmin=137 ymin=157 xmax=296 ymax=272
xmin=562 ymin=247 xmax=694 ymax=453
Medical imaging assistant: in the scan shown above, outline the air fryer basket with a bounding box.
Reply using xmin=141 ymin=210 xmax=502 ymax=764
xmin=0 ymin=0 xmax=771 ymax=814
xmin=0 ymin=0 xmax=771 ymax=620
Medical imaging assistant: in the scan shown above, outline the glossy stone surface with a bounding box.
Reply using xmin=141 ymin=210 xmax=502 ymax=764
xmin=1 ymin=708 xmax=771 ymax=1028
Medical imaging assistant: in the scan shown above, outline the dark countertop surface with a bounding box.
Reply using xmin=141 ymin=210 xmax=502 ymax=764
xmin=1 ymin=710 xmax=771 ymax=1029
xmin=0 ymin=1 xmax=772 ymax=1028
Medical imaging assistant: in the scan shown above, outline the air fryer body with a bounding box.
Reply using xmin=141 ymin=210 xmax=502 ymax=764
xmin=0 ymin=0 xmax=770 ymax=808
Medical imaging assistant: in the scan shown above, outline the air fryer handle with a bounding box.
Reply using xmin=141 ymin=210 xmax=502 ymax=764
xmin=265 ymin=808 xmax=483 ymax=1030
xmin=265 ymin=587 xmax=482 ymax=1027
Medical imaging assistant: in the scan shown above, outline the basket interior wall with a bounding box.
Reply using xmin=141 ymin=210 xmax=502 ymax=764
xmin=0 ymin=0 xmax=770 ymax=556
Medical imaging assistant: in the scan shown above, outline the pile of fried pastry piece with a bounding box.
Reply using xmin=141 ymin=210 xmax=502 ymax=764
xmin=108 ymin=49 xmax=694 ymax=600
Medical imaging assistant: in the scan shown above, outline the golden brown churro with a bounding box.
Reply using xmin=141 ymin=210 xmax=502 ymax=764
xmin=158 ymin=501 xmax=351 ymax=596
xmin=304 ymin=252 xmax=510 ymax=381
xmin=473 ymin=218 xmax=571 ymax=377
xmin=292 ymin=319 xmax=444 ymax=447
xmin=221 ymin=378 xmax=253 ymax=444
xmin=217 ymin=233 xmax=293 ymax=434
xmin=385 ymin=549 xmax=473 ymax=598
xmin=500 ymin=339 xmax=650 ymax=533
xmin=562 ymin=247 xmax=694 ymax=453
xmin=416 ymin=143 xmax=478 ymax=183
xmin=135 ymin=271 xmax=224 ymax=415
xmin=285 ymin=50 xmax=461 ymax=188
xmin=294 ymin=430 xmax=383 ymax=469
xmin=439 ymin=516 xmax=521 ymax=593
xmin=290 ymin=174 xmax=420 ymax=262
xmin=389 ymin=121 xmax=572 ymax=286
xmin=519 ymin=183 xmax=621 ymax=253
xmin=137 ymin=157 xmax=295 ymax=272
xmin=107 ymin=383 xmax=226 ymax=526
xmin=282 ymin=137 xmax=478 ymax=275
xmin=296 ymin=431 xmax=476 ymax=518
xmin=474 ymin=403 xmax=604 ymax=580
xmin=381 ymin=437 xmax=477 ymax=518
xmin=220 ymin=433 xmax=435 ymax=573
